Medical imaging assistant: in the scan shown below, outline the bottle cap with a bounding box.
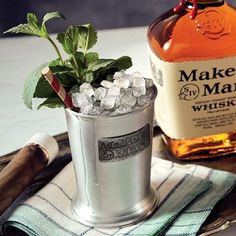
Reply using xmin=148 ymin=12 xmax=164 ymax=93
xmin=25 ymin=133 xmax=59 ymax=164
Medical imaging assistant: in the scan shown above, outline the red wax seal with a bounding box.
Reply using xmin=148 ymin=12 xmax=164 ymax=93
xmin=174 ymin=0 xmax=198 ymax=19
xmin=195 ymin=10 xmax=229 ymax=39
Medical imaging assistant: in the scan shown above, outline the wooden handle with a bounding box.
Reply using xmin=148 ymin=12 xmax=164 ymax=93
xmin=0 ymin=144 xmax=48 ymax=215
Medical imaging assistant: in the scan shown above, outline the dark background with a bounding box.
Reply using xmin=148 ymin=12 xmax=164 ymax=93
xmin=0 ymin=0 xmax=235 ymax=37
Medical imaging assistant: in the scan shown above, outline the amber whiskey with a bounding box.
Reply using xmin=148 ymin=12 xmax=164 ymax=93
xmin=148 ymin=0 xmax=236 ymax=160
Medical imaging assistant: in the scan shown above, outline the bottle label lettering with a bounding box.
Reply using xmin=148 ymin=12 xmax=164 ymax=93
xmin=148 ymin=46 xmax=236 ymax=139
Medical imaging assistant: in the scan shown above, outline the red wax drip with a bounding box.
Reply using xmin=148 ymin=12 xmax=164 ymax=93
xmin=173 ymin=0 xmax=198 ymax=19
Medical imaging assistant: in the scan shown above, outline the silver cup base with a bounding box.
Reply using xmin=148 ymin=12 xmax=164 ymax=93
xmin=71 ymin=186 xmax=159 ymax=228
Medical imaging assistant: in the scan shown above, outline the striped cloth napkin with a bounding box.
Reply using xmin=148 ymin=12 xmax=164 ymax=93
xmin=2 ymin=157 xmax=236 ymax=236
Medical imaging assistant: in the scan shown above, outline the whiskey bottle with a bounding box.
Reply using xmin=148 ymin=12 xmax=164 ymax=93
xmin=148 ymin=0 xmax=236 ymax=160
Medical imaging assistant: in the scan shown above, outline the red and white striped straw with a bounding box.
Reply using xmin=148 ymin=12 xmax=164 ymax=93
xmin=41 ymin=67 xmax=73 ymax=109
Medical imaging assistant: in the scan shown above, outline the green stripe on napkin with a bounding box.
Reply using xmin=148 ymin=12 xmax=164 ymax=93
xmin=164 ymin=169 xmax=236 ymax=236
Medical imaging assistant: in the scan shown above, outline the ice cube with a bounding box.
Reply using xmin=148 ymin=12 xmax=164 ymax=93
xmin=113 ymin=70 xmax=125 ymax=79
xmin=131 ymin=72 xmax=145 ymax=86
xmin=80 ymin=100 xmax=93 ymax=115
xmin=120 ymin=88 xmax=126 ymax=95
xmin=115 ymin=94 xmax=122 ymax=107
xmin=94 ymin=87 xmax=107 ymax=101
xmin=133 ymin=77 xmax=145 ymax=88
xmin=113 ymin=76 xmax=130 ymax=89
xmin=146 ymin=87 xmax=157 ymax=100
xmin=132 ymin=71 xmax=144 ymax=80
xmin=101 ymin=80 xmax=114 ymax=88
xmin=71 ymin=92 xmax=87 ymax=107
xmin=133 ymin=86 xmax=146 ymax=97
xmin=101 ymin=96 xmax=117 ymax=110
xmin=121 ymin=95 xmax=137 ymax=107
xmin=125 ymin=88 xmax=133 ymax=95
xmin=69 ymin=85 xmax=79 ymax=95
xmin=138 ymin=95 xmax=151 ymax=106
xmin=79 ymin=83 xmax=94 ymax=97
xmin=90 ymin=106 xmax=104 ymax=115
xmin=107 ymin=86 xmax=120 ymax=97
xmin=132 ymin=74 xmax=146 ymax=98
xmin=145 ymin=78 xmax=154 ymax=88
xmin=127 ymin=75 xmax=134 ymax=86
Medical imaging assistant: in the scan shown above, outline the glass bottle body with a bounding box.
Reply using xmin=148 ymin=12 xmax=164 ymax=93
xmin=148 ymin=0 xmax=236 ymax=160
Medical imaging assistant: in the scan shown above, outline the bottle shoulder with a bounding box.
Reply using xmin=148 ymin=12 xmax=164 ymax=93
xmin=147 ymin=2 xmax=236 ymax=62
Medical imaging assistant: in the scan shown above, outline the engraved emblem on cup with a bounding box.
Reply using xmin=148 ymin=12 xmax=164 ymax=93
xmin=99 ymin=124 xmax=150 ymax=162
xmin=195 ymin=10 xmax=229 ymax=39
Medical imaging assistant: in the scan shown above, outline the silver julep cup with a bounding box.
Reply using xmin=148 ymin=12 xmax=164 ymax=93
xmin=65 ymin=89 xmax=158 ymax=228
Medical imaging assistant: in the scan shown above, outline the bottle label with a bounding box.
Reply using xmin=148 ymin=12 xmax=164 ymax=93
xmin=148 ymin=47 xmax=236 ymax=139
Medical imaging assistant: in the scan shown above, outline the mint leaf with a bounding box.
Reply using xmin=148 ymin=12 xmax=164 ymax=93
xmin=48 ymin=58 xmax=62 ymax=66
xmin=4 ymin=11 xmax=65 ymax=39
xmin=42 ymin=12 xmax=66 ymax=26
xmin=23 ymin=63 xmax=49 ymax=109
xmin=69 ymin=51 xmax=84 ymax=70
xmin=85 ymin=52 xmax=99 ymax=67
xmin=37 ymin=97 xmax=64 ymax=109
xmin=34 ymin=77 xmax=56 ymax=99
xmin=57 ymin=26 xmax=79 ymax=55
xmin=107 ymin=56 xmax=132 ymax=70
xmin=41 ymin=12 xmax=66 ymax=37
xmin=77 ymin=24 xmax=97 ymax=51
xmin=27 ymin=13 xmax=45 ymax=37
xmin=84 ymin=72 xmax=94 ymax=83
xmin=5 ymin=13 xmax=43 ymax=37
xmin=88 ymin=59 xmax=114 ymax=71
xmin=51 ymin=67 xmax=77 ymax=87
xmin=4 ymin=23 xmax=40 ymax=36
xmin=92 ymin=56 xmax=132 ymax=84
xmin=27 ymin=13 xmax=40 ymax=29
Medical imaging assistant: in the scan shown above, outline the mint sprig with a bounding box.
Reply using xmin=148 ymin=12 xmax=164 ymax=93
xmin=5 ymin=12 xmax=132 ymax=109
xmin=5 ymin=12 xmax=66 ymax=65
xmin=77 ymin=24 xmax=97 ymax=52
